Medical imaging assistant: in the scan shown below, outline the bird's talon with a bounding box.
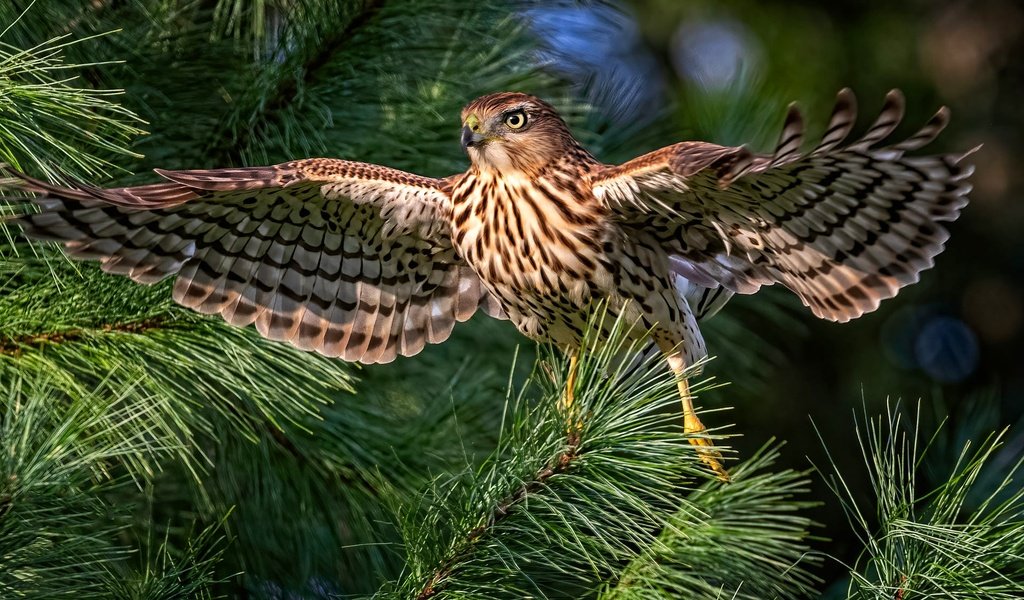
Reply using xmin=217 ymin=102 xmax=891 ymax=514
xmin=680 ymin=394 xmax=729 ymax=481
xmin=687 ymin=435 xmax=730 ymax=482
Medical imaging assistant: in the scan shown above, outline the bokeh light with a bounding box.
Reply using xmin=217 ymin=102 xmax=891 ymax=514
xmin=915 ymin=315 xmax=980 ymax=383
xmin=524 ymin=2 xmax=664 ymax=126
xmin=670 ymin=18 xmax=759 ymax=93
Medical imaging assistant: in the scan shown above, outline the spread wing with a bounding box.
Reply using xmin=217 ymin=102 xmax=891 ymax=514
xmin=6 ymin=159 xmax=505 ymax=363
xmin=593 ymin=89 xmax=976 ymax=322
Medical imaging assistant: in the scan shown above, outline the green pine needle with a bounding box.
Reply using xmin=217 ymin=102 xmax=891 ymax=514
xmin=377 ymin=309 xmax=815 ymax=599
xmin=0 ymin=24 xmax=145 ymax=179
xmin=816 ymin=403 xmax=1024 ymax=599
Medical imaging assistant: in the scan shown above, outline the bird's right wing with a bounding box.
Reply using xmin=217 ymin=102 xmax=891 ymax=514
xmin=5 ymin=159 xmax=504 ymax=363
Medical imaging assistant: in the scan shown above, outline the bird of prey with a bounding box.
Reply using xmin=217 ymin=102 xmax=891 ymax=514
xmin=4 ymin=89 xmax=974 ymax=479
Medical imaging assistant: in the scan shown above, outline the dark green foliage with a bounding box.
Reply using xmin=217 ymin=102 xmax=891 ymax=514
xmin=604 ymin=444 xmax=821 ymax=600
xmin=376 ymin=316 xmax=818 ymax=599
xmin=0 ymin=374 xmax=227 ymax=599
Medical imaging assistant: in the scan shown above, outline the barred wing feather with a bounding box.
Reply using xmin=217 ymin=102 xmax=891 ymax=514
xmin=595 ymin=89 xmax=976 ymax=322
xmin=7 ymin=159 xmax=503 ymax=363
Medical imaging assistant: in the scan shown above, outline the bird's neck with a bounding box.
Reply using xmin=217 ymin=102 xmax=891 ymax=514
xmin=469 ymin=137 xmax=600 ymax=178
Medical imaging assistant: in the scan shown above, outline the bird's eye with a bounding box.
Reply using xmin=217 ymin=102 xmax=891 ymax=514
xmin=504 ymin=111 xmax=527 ymax=129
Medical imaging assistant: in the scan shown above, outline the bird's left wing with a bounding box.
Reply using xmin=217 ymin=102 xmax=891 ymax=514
xmin=593 ymin=90 xmax=976 ymax=322
xmin=5 ymin=159 xmax=504 ymax=363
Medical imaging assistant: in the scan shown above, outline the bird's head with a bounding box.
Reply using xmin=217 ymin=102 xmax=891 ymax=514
xmin=460 ymin=92 xmax=576 ymax=174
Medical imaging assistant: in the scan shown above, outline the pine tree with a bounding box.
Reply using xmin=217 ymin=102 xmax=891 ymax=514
xmin=1 ymin=1 xmax=1021 ymax=598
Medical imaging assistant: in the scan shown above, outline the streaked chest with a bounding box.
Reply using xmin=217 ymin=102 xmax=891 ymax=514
xmin=450 ymin=169 xmax=614 ymax=301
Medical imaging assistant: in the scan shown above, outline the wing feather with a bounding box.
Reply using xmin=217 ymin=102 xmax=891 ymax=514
xmin=6 ymin=158 xmax=505 ymax=363
xmin=594 ymin=90 xmax=975 ymax=322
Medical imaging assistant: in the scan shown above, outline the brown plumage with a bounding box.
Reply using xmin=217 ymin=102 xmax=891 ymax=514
xmin=3 ymin=89 xmax=975 ymax=478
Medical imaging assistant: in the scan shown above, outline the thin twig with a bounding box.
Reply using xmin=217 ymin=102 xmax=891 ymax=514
xmin=0 ymin=316 xmax=167 ymax=356
xmin=222 ymin=0 xmax=381 ymax=164
xmin=417 ymin=431 xmax=582 ymax=600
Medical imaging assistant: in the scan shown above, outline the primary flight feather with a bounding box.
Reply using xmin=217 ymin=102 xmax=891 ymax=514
xmin=4 ymin=89 xmax=975 ymax=479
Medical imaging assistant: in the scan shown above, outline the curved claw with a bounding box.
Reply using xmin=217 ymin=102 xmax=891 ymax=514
xmin=685 ymin=412 xmax=731 ymax=482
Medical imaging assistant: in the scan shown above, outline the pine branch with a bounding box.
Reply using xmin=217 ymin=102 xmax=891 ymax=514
xmin=0 ymin=23 xmax=144 ymax=179
xmin=602 ymin=443 xmax=820 ymax=599
xmin=377 ymin=311 xmax=816 ymax=599
xmin=816 ymin=403 xmax=1024 ymax=599
xmin=0 ymin=375 xmax=169 ymax=598
xmin=0 ymin=315 xmax=168 ymax=356
xmin=222 ymin=0 xmax=379 ymax=165
xmin=101 ymin=517 xmax=230 ymax=600
xmin=417 ymin=428 xmax=583 ymax=600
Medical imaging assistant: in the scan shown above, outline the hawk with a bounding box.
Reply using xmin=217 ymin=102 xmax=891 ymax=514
xmin=3 ymin=89 xmax=974 ymax=479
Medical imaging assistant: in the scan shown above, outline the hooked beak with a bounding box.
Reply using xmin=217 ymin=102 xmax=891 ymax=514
xmin=461 ymin=125 xmax=487 ymax=152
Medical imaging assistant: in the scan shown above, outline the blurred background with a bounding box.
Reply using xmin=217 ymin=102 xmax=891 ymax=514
xmin=522 ymin=0 xmax=1023 ymax=589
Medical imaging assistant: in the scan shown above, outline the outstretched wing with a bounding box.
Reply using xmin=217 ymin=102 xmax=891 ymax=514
xmin=594 ymin=89 xmax=975 ymax=322
xmin=6 ymin=159 xmax=504 ymax=363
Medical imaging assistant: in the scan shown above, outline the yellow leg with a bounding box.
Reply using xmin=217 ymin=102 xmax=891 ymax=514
xmin=560 ymin=350 xmax=584 ymax=437
xmin=564 ymin=351 xmax=579 ymax=411
xmin=665 ymin=351 xmax=730 ymax=482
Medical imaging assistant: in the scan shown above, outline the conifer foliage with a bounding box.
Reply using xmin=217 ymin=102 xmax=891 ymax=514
xmin=0 ymin=1 xmax=1020 ymax=598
